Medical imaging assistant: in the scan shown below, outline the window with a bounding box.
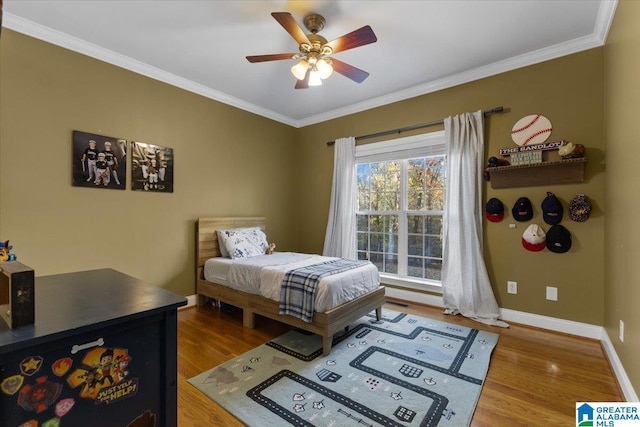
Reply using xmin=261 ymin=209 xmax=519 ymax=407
xmin=355 ymin=132 xmax=445 ymax=291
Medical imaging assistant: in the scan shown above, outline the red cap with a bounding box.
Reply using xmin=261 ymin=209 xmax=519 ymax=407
xmin=486 ymin=211 xmax=505 ymax=223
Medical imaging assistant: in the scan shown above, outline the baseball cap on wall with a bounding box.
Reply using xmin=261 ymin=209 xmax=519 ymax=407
xmin=512 ymin=197 xmax=533 ymax=222
xmin=522 ymin=224 xmax=546 ymax=252
xmin=546 ymin=224 xmax=572 ymax=253
xmin=485 ymin=198 xmax=505 ymax=222
xmin=541 ymin=192 xmax=563 ymax=225
xmin=569 ymin=194 xmax=592 ymax=222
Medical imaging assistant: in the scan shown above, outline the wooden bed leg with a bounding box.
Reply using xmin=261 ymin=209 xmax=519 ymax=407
xmin=376 ymin=307 xmax=382 ymax=321
xmin=243 ymin=310 xmax=255 ymax=329
xmin=196 ymin=294 xmax=207 ymax=307
xmin=322 ymin=335 xmax=333 ymax=356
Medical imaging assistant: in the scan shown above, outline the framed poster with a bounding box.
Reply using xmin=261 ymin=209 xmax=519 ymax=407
xmin=72 ymin=130 xmax=126 ymax=190
xmin=131 ymin=142 xmax=174 ymax=193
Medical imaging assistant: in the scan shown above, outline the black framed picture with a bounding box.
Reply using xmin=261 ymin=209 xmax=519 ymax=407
xmin=72 ymin=130 xmax=126 ymax=190
xmin=131 ymin=142 xmax=174 ymax=193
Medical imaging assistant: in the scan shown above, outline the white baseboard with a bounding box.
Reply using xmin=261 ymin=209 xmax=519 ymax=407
xmin=385 ymin=287 xmax=603 ymax=337
xmin=600 ymin=330 xmax=639 ymax=402
xmin=385 ymin=287 xmax=444 ymax=308
xmin=180 ymin=294 xmax=197 ymax=310
xmin=185 ymin=289 xmax=638 ymax=401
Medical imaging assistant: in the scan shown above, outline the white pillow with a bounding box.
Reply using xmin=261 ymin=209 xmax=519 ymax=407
xmin=217 ymin=227 xmax=269 ymax=260
xmin=216 ymin=230 xmax=230 ymax=257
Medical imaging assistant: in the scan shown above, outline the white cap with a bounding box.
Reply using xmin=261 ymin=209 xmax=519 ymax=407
xmin=522 ymin=224 xmax=546 ymax=252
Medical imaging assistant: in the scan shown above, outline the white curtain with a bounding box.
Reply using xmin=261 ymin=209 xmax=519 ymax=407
xmin=442 ymin=111 xmax=508 ymax=327
xmin=323 ymin=137 xmax=357 ymax=259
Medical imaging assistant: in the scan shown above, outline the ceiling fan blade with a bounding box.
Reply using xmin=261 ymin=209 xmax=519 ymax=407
xmin=246 ymin=53 xmax=297 ymax=63
xmin=271 ymin=12 xmax=310 ymax=46
xmin=295 ymin=69 xmax=310 ymax=89
xmin=331 ymin=58 xmax=370 ymax=83
xmin=325 ymin=25 xmax=377 ymax=54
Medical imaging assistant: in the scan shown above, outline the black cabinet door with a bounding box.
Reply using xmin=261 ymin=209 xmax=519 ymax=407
xmin=1 ymin=314 xmax=165 ymax=426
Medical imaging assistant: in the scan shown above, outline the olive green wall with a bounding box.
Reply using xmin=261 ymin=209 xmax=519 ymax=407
xmin=604 ymin=0 xmax=640 ymax=397
xmin=0 ymin=30 xmax=298 ymax=296
xmin=296 ymin=48 xmax=605 ymax=326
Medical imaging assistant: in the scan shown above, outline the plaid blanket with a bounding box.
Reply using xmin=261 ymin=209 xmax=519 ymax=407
xmin=279 ymin=258 xmax=369 ymax=323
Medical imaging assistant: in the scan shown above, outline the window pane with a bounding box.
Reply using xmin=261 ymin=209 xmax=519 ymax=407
xmin=385 ymin=254 xmax=398 ymax=274
xmin=369 ymin=252 xmax=383 ymax=271
xmin=408 ymin=235 xmax=423 ymax=256
xmin=407 ymin=257 xmax=424 ymax=279
xmin=385 ymin=191 xmax=399 ymax=210
xmin=370 ymin=233 xmax=384 ymax=252
xmin=357 ymin=214 xmax=369 ymax=230
xmin=425 ymin=216 xmax=442 ymax=235
xmin=369 ymin=216 xmax=384 ymax=233
xmin=424 ymin=236 xmax=442 ymax=258
xmin=357 ymin=232 xmax=368 ymax=251
xmin=385 ymin=167 xmax=400 ymax=191
xmin=407 ymin=190 xmax=424 ymax=210
xmin=385 ymin=215 xmax=399 ymax=233
xmin=357 ymin=163 xmax=370 ymax=179
xmin=425 ymin=157 xmax=446 ymax=187
xmin=425 ymin=189 xmax=445 ymax=210
xmin=384 ymin=233 xmax=398 ymax=254
xmin=407 ymin=215 xmax=424 ymax=234
xmin=425 ymin=259 xmax=442 ymax=280
xmin=358 ymin=191 xmax=370 ymax=211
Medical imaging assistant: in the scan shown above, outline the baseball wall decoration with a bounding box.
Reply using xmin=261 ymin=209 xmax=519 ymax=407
xmin=511 ymin=114 xmax=553 ymax=146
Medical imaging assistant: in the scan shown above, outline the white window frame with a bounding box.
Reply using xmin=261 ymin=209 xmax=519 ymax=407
xmin=356 ymin=131 xmax=445 ymax=294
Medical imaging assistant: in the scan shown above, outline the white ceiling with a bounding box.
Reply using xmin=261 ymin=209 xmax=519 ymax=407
xmin=3 ymin=0 xmax=617 ymax=127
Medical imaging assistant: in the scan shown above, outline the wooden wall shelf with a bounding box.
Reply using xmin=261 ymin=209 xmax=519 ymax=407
xmin=487 ymin=157 xmax=587 ymax=188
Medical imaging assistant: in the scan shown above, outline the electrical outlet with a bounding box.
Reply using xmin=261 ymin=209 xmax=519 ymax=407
xmin=620 ymin=320 xmax=625 ymax=342
xmin=507 ymin=281 xmax=518 ymax=294
xmin=546 ymin=286 xmax=558 ymax=301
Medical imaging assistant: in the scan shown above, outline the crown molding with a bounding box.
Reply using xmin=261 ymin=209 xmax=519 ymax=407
xmin=4 ymin=0 xmax=617 ymax=129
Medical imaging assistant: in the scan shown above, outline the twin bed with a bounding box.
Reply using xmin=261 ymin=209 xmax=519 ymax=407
xmin=195 ymin=217 xmax=385 ymax=355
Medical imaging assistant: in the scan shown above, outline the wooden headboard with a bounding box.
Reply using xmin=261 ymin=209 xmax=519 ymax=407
xmin=195 ymin=217 xmax=266 ymax=281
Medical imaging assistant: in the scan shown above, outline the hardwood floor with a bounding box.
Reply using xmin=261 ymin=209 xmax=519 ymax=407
xmin=177 ymin=300 xmax=623 ymax=426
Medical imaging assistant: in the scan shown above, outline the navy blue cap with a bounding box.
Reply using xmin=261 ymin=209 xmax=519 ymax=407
xmin=512 ymin=197 xmax=533 ymax=222
xmin=541 ymin=192 xmax=563 ymax=225
xmin=485 ymin=198 xmax=505 ymax=222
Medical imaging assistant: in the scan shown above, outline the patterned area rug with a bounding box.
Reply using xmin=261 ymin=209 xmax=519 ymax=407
xmin=188 ymin=309 xmax=499 ymax=427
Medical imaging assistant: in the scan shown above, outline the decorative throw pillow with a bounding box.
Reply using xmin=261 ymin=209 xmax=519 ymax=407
xmin=217 ymin=227 xmax=269 ymax=259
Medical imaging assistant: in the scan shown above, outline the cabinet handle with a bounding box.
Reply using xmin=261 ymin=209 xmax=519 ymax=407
xmin=71 ymin=337 xmax=105 ymax=354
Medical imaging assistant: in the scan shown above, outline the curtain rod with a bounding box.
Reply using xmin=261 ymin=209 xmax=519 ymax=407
xmin=326 ymin=106 xmax=506 ymax=146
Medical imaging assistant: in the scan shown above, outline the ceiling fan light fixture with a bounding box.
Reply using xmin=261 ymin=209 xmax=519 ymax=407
xmin=248 ymin=12 xmax=377 ymax=88
xmin=316 ymin=58 xmax=333 ymax=79
xmin=308 ymin=69 xmax=323 ymax=86
xmin=291 ymin=60 xmax=309 ymax=80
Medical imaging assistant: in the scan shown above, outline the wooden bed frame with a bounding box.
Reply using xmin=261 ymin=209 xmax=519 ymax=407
xmin=195 ymin=217 xmax=385 ymax=355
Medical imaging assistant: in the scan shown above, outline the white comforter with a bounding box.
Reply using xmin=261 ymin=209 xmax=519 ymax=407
xmin=203 ymin=252 xmax=380 ymax=312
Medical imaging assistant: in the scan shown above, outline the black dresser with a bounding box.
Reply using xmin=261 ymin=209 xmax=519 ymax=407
xmin=0 ymin=268 xmax=187 ymax=426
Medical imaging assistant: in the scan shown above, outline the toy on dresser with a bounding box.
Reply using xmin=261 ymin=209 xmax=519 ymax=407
xmin=0 ymin=240 xmax=17 ymax=262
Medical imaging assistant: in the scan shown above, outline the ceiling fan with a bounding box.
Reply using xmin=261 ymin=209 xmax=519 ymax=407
xmin=246 ymin=12 xmax=377 ymax=89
